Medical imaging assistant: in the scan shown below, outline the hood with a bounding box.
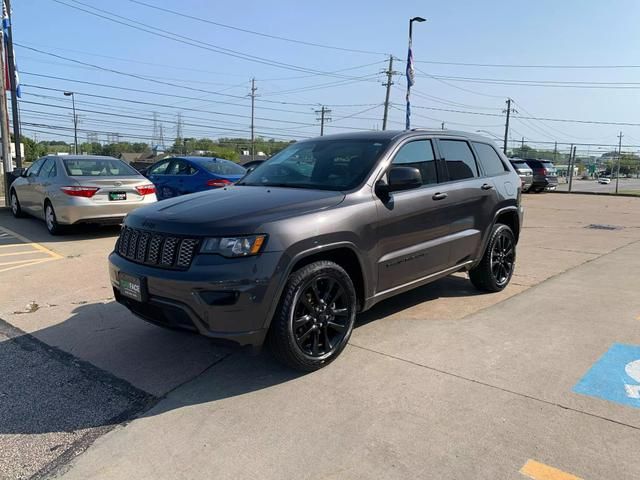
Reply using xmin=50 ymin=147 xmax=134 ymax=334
xmin=126 ymin=185 xmax=345 ymax=235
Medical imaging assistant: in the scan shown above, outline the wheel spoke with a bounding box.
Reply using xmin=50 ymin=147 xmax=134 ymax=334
xmin=294 ymin=314 xmax=312 ymax=328
xmin=327 ymin=321 xmax=346 ymax=333
xmin=332 ymin=307 xmax=348 ymax=317
xmin=300 ymin=294 xmax=315 ymax=313
xmin=311 ymin=330 xmax=319 ymax=355
xmin=297 ymin=325 xmax=314 ymax=342
xmin=311 ymin=281 xmax=323 ymax=305
xmin=322 ymin=279 xmax=337 ymax=303
xmin=323 ymin=327 xmax=333 ymax=352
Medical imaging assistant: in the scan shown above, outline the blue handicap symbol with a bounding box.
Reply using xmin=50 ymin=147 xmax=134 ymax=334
xmin=573 ymin=343 xmax=640 ymax=408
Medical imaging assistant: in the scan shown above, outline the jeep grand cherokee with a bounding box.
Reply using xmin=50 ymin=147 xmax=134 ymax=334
xmin=109 ymin=130 xmax=523 ymax=371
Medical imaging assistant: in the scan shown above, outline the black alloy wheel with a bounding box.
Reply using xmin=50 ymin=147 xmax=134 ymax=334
xmin=489 ymin=229 xmax=515 ymax=288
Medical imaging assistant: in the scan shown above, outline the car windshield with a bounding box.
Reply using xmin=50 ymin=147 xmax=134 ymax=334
xmin=511 ymin=161 xmax=530 ymax=169
xmin=63 ymin=158 xmax=139 ymax=177
xmin=199 ymin=159 xmax=246 ymax=175
xmin=237 ymin=138 xmax=389 ymax=191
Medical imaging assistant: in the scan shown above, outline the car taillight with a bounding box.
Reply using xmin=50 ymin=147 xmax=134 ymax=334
xmin=542 ymin=168 xmax=548 ymax=175
xmin=135 ymin=184 xmax=156 ymax=196
xmin=206 ymin=178 xmax=232 ymax=188
xmin=60 ymin=186 xmax=99 ymax=198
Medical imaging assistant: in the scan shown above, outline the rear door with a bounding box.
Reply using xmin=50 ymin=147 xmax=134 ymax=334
xmin=375 ymin=138 xmax=453 ymax=293
xmin=435 ymin=138 xmax=496 ymax=266
xmin=19 ymin=157 xmax=47 ymax=212
xmin=32 ymin=157 xmax=57 ymax=216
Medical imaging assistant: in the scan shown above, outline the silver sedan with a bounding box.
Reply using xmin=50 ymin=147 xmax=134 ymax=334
xmin=10 ymin=155 xmax=157 ymax=234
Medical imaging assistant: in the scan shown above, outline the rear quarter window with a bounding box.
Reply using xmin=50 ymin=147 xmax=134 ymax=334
xmin=472 ymin=142 xmax=508 ymax=176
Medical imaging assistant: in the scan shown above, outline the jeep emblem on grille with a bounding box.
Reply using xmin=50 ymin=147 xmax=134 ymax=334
xmin=142 ymin=220 xmax=156 ymax=229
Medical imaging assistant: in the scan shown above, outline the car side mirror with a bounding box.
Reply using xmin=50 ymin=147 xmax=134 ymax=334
xmin=245 ymin=166 xmax=255 ymax=174
xmin=14 ymin=168 xmax=26 ymax=177
xmin=388 ymin=166 xmax=422 ymax=192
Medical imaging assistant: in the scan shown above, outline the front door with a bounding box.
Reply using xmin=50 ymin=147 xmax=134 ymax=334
xmin=374 ymin=139 xmax=453 ymax=294
xmin=146 ymin=159 xmax=171 ymax=200
xmin=32 ymin=158 xmax=56 ymax=217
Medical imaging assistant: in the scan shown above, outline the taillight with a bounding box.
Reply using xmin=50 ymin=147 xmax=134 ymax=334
xmin=135 ymin=184 xmax=156 ymax=196
xmin=60 ymin=186 xmax=99 ymax=198
xmin=206 ymin=178 xmax=232 ymax=188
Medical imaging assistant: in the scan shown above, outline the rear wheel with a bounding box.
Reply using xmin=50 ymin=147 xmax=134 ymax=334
xmin=267 ymin=261 xmax=356 ymax=371
xmin=44 ymin=201 xmax=64 ymax=235
xmin=469 ymin=223 xmax=516 ymax=292
xmin=10 ymin=190 xmax=23 ymax=218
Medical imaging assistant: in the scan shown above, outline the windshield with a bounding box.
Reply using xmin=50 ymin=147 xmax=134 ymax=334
xmin=200 ymin=158 xmax=246 ymax=176
xmin=63 ymin=158 xmax=139 ymax=177
xmin=238 ymin=138 xmax=389 ymax=190
xmin=511 ymin=161 xmax=531 ymax=170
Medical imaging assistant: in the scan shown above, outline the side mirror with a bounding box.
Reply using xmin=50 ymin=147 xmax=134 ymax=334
xmin=388 ymin=166 xmax=422 ymax=192
xmin=245 ymin=166 xmax=255 ymax=174
xmin=14 ymin=168 xmax=26 ymax=177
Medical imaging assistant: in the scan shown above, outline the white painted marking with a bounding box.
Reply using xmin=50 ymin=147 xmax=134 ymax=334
xmin=624 ymin=359 xmax=640 ymax=398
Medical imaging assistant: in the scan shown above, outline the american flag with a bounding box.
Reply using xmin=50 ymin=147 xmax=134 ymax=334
xmin=406 ymin=47 xmax=415 ymax=88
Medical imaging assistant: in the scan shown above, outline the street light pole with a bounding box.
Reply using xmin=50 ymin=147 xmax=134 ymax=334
xmin=64 ymin=92 xmax=78 ymax=154
xmin=405 ymin=16 xmax=425 ymax=130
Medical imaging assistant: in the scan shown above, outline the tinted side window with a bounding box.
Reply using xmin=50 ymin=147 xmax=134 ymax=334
xmin=391 ymin=140 xmax=438 ymax=185
xmin=26 ymin=158 xmax=46 ymax=177
xmin=472 ymin=142 xmax=507 ymax=176
xmin=39 ymin=158 xmax=56 ymax=178
xmin=439 ymin=140 xmax=478 ymax=181
xmin=149 ymin=160 xmax=170 ymax=175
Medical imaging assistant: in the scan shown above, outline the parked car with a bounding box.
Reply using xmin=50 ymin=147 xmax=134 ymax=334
xmin=109 ymin=130 xmax=523 ymax=370
xmin=509 ymin=158 xmax=533 ymax=192
xmin=10 ymin=155 xmax=157 ymax=234
xmin=145 ymin=156 xmax=246 ymax=200
xmin=598 ymin=177 xmax=611 ymax=184
xmin=524 ymin=159 xmax=558 ymax=192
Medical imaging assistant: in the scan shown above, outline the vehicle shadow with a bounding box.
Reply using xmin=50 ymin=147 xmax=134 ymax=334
xmin=0 ymin=273 xmax=482 ymax=436
xmin=0 ymin=209 xmax=121 ymax=243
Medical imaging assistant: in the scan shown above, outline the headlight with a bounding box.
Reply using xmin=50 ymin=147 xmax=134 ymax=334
xmin=200 ymin=234 xmax=267 ymax=257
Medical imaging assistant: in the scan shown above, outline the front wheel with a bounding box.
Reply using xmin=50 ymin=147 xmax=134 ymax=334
xmin=267 ymin=260 xmax=357 ymax=371
xmin=469 ymin=223 xmax=516 ymax=292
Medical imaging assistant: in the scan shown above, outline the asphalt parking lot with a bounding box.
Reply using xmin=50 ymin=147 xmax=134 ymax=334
xmin=1 ymin=193 xmax=640 ymax=479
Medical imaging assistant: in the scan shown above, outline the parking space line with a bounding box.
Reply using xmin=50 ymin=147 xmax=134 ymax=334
xmin=0 ymin=250 xmax=46 ymax=257
xmin=520 ymin=460 xmax=583 ymax=480
xmin=0 ymin=258 xmax=57 ymax=273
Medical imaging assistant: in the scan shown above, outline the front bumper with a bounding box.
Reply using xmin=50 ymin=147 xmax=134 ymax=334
xmin=109 ymin=250 xmax=285 ymax=346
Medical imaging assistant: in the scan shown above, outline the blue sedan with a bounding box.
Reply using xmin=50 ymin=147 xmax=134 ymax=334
xmin=145 ymin=156 xmax=246 ymax=200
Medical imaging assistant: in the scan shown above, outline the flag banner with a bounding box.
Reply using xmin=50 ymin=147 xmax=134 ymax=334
xmin=406 ymin=47 xmax=415 ymax=88
xmin=2 ymin=1 xmax=20 ymax=97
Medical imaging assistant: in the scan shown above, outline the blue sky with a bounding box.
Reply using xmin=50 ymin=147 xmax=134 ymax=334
xmin=12 ymin=0 xmax=640 ymax=153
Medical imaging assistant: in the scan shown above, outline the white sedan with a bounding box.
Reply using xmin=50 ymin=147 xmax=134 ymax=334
xmin=598 ymin=177 xmax=611 ymax=184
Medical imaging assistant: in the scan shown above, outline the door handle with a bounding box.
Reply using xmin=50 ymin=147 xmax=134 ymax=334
xmin=432 ymin=192 xmax=448 ymax=201
xmin=481 ymin=183 xmax=494 ymax=190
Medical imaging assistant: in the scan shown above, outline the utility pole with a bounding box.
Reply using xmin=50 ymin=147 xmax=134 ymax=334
xmin=0 ymin=24 xmax=12 ymax=206
xmin=381 ymin=55 xmax=396 ymax=131
xmin=503 ymin=98 xmax=515 ymax=155
xmin=521 ymin=137 xmax=525 ymax=152
xmin=568 ymin=144 xmax=576 ymax=192
xmin=616 ymin=131 xmax=623 ymax=194
xmin=250 ymin=78 xmax=257 ymax=160
xmin=553 ymin=141 xmax=558 ymax=163
xmin=441 ymin=122 xmax=445 ymax=130
xmin=64 ymin=92 xmax=77 ymax=154
xmin=315 ymin=106 xmax=331 ymax=136
xmin=5 ymin=0 xmax=21 ymax=169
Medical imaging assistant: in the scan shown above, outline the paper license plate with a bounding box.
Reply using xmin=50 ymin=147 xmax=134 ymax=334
xmin=109 ymin=191 xmax=127 ymax=201
xmin=119 ymin=273 xmax=144 ymax=302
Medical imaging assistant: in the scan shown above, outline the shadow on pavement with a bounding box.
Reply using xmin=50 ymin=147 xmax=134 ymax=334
xmin=0 ymin=273 xmax=483 ymax=436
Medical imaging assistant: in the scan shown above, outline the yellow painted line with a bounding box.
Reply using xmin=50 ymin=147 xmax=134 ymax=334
xmin=0 ymin=250 xmax=47 ymax=257
xmin=520 ymin=460 xmax=583 ymax=480
xmin=0 ymin=243 xmax=37 ymax=249
xmin=0 ymin=226 xmax=63 ymax=259
xmin=0 ymin=257 xmax=56 ymax=273
xmin=0 ymin=258 xmax=49 ymax=267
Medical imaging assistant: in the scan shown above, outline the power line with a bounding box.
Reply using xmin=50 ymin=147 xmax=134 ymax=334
xmin=415 ymin=60 xmax=640 ymax=69
xmin=51 ymin=0 xmax=386 ymax=79
xmin=126 ymin=0 xmax=388 ymax=56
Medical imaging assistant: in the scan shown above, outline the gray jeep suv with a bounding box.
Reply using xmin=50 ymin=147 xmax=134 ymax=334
xmin=109 ymin=130 xmax=523 ymax=370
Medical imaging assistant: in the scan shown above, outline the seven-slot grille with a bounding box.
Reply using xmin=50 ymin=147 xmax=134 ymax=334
xmin=116 ymin=226 xmax=199 ymax=270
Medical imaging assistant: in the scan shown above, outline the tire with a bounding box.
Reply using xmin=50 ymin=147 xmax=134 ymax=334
xmin=10 ymin=190 xmax=24 ymax=218
xmin=469 ymin=223 xmax=516 ymax=292
xmin=267 ymin=260 xmax=357 ymax=371
xmin=44 ymin=201 xmax=64 ymax=235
